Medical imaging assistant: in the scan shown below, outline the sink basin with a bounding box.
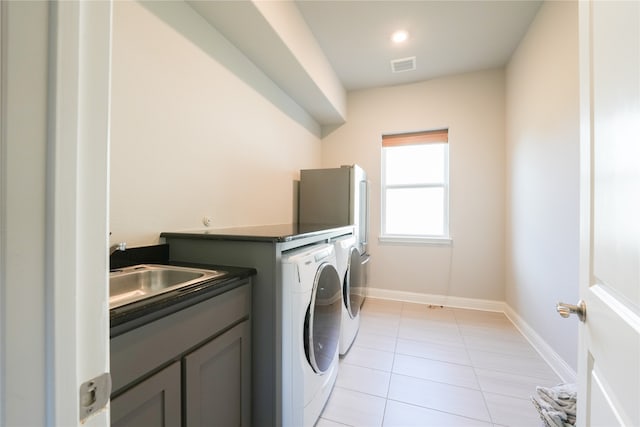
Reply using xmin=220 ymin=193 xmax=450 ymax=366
xmin=109 ymin=264 xmax=225 ymax=309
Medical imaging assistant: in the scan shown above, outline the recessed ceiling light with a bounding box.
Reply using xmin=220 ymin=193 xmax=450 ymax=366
xmin=391 ymin=30 xmax=409 ymax=44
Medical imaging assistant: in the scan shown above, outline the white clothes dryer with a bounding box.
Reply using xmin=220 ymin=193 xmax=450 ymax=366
xmin=333 ymin=235 xmax=362 ymax=355
xmin=281 ymin=243 xmax=342 ymax=427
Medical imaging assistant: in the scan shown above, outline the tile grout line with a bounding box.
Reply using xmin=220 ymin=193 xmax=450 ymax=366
xmin=395 ymin=303 xmax=497 ymax=425
xmin=458 ymin=307 xmax=559 ymax=425
xmin=324 ymin=300 xmax=554 ymax=426
xmin=379 ymin=304 xmax=402 ymax=427
xmin=383 ymin=396 xmax=497 ymax=426
xmin=454 ymin=307 xmax=497 ymax=426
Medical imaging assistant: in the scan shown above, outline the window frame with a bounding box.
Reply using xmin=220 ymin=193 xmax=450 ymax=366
xmin=380 ymin=132 xmax=451 ymax=245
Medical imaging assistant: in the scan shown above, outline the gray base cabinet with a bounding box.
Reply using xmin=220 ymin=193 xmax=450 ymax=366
xmin=111 ymin=362 xmax=181 ymax=427
xmin=110 ymin=282 xmax=251 ymax=427
xmin=185 ymin=321 xmax=251 ymax=427
xmin=164 ymin=231 xmax=351 ymax=426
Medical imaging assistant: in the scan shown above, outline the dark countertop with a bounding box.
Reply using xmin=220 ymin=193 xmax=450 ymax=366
xmin=160 ymin=223 xmax=354 ymax=243
xmin=110 ymin=262 xmax=256 ymax=338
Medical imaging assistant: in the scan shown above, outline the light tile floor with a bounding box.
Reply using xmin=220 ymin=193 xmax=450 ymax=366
xmin=317 ymin=298 xmax=561 ymax=427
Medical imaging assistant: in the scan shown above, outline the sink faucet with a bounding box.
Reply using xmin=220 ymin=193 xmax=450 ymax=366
xmin=110 ymin=242 xmax=127 ymax=255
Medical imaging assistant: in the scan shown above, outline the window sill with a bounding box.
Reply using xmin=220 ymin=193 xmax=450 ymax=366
xmin=378 ymin=235 xmax=452 ymax=246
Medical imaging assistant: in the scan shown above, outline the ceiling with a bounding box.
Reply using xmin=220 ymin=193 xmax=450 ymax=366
xmin=186 ymin=0 xmax=543 ymax=127
xmin=295 ymin=0 xmax=543 ymax=91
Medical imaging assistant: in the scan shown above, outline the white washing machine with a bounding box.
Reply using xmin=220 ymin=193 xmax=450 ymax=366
xmin=333 ymin=235 xmax=362 ymax=355
xmin=281 ymin=243 xmax=342 ymax=427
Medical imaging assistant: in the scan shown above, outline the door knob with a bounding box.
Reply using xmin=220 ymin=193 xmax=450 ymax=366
xmin=556 ymin=300 xmax=586 ymax=322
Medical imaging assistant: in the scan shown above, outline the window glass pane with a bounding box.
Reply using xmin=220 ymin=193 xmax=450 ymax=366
xmin=385 ymin=187 xmax=444 ymax=235
xmin=385 ymin=144 xmax=445 ymax=185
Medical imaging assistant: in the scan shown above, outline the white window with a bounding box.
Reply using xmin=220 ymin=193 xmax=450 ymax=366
xmin=381 ymin=129 xmax=450 ymax=243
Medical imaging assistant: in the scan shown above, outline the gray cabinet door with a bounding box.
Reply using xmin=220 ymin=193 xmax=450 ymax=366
xmin=111 ymin=361 xmax=181 ymax=427
xmin=184 ymin=321 xmax=251 ymax=427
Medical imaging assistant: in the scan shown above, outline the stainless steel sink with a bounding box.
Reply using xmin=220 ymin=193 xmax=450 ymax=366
xmin=109 ymin=264 xmax=225 ymax=309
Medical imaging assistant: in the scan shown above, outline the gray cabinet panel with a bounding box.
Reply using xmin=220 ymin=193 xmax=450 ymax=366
xmin=167 ymin=239 xmax=279 ymax=426
xmin=166 ymin=232 xmax=348 ymax=426
xmin=111 ymin=282 xmax=251 ymax=427
xmin=184 ymin=321 xmax=251 ymax=427
xmin=111 ymin=362 xmax=181 ymax=427
xmin=111 ymin=282 xmax=250 ymax=395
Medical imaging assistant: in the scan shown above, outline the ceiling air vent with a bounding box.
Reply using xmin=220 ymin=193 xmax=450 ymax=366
xmin=390 ymin=56 xmax=416 ymax=73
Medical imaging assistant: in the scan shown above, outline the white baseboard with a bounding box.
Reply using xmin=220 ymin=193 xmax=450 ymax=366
xmin=365 ymin=287 xmax=577 ymax=383
xmin=365 ymin=287 xmax=506 ymax=312
xmin=503 ymin=305 xmax=577 ymax=384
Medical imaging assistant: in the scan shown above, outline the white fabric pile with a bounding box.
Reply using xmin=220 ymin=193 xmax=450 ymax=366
xmin=531 ymin=383 xmax=577 ymax=427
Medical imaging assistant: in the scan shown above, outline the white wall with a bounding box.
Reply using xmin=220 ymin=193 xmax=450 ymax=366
xmin=505 ymin=0 xmax=580 ymax=371
xmin=322 ymin=69 xmax=506 ymax=302
xmin=109 ymin=0 xmax=580 ymax=374
xmin=110 ymin=1 xmax=322 ymax=247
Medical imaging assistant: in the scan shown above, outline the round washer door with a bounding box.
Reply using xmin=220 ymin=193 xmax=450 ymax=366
xmin=305 ymin=262 xmax=341 ymax=374
xmin=344 ymin=247 xmax=363 ymax=319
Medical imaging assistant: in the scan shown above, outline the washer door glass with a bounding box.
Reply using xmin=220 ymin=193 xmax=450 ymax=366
xmin=305 ymin=262 xmax=341 ymax=374
xmin=345 ymin=247 xmax=362 ymax=319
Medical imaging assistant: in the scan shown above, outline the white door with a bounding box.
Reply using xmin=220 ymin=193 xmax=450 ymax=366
xmin=573 ymin=1 xmax=640 ymax=425
xmin=0 ymin=1 xmax=112 ymax=425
